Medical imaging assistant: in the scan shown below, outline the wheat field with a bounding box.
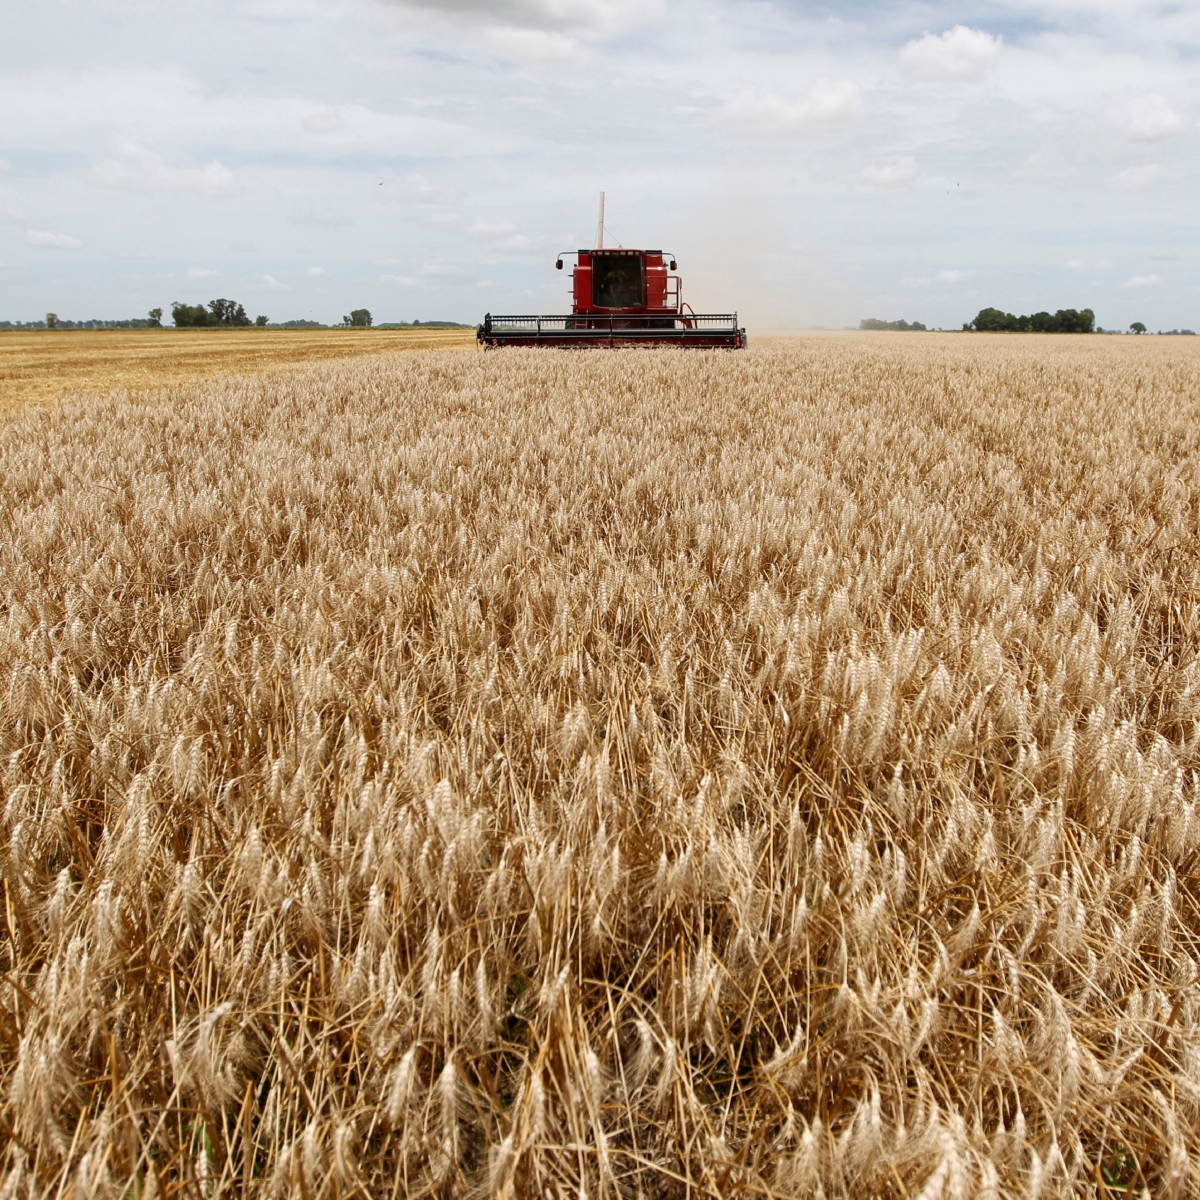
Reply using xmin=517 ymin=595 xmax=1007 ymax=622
xmin=1 ymin=334 xmax=1198 ymax=1199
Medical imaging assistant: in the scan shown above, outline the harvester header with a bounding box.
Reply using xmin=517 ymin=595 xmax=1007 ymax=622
xmin=478 ymin=196 xmax=746 ymax=349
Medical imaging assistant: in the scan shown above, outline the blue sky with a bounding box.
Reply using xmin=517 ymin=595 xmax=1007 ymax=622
xmin=1 ymin=0 xmax=1197 ymax=330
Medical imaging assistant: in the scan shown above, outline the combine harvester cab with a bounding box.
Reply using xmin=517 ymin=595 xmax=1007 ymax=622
xmin=478 ymin=199 xmax=746 ymax=350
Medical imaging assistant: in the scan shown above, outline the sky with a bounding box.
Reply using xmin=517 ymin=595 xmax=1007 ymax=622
xmin=1 ymin=0 xmax=1197 ymax=331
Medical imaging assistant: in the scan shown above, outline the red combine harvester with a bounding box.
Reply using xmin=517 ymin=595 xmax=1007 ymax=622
xmin=478 ymin=195 xmax=746 ymax=350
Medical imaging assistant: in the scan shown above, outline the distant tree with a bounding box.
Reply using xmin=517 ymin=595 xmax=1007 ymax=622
xmin=148 ymin=307 xmax=163 ymax=327
xmin=255 ymin=314 xmax=269 ymax=327
xmin=46 ymin=312 xmax=59 ymax=330
xmin=1130 ymin=321 xmax=1147 ymax=334
xmin=859 ymin=318 xmax=927 ymax=331
xmin=1055 ymin=308 xmax=1094 ymax=333
xmin=172 ymin=299 xmax=251 ymax=327
xmin=208 ymin=298 xmax=252 ymax=327
xmin=970 ymin=307 xmax=1017 ymax=332
xmin=171 ymin=302 xmax=209 ymax=327
xmin=343 ymin=309 xmax=372 ymax=328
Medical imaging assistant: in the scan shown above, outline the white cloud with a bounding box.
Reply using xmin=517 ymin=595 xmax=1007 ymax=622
xmin=0 ymin=69 xmax=490 ymax=163
xmin=302 ymin=112 xmax=344 ymax=134
xmin=727 ymin=80 xmax=861 ymax=131
xmin=481 ymin=26 xmax=583 ymax=63
xmin=25 ymin=229 xmax=81 ymax=249
xmin=902 ymin=271 xmax=974 ymax=286
xmin=420 ymin=263 xmax=467 ymax=278
xmin=187 ymin=266 xmax=218 ymax=278
xmin=1122 ymin=274 xmax=1162 ymax=287
xmin=493 ymin=234 xmax=536 ymax=251
xmin=901 ymin=26 xmax=1002 ymax=80
xmin=1107 ymin=163 xmax=1168 ymax=190
xmin=1127 ymin=95 xmax=1183 ymax=141
xmin=861 ymin=156 xmax=918 ymax=187
xmin=287 ymin=209 xmax=353 ymax=228
xmin=389 ymin=0 xmax=661 ymax=34
xmin=86 ymin=143 xmax=236 ymax=196
xmin=1064 ymin=259 xmax=1084 ymax=270
xmin=0 ymin=157 xmax=9 ymax=170
xmin=305 ymin=267 xmax=328 ymax=277
xmin=1012 ymin=148 xmax=1076 ymax=185
xmin=262 ymin=274 xmax=289 ymax=290
xmin=466 ymin=218 xmax=518 ymax=238
xmin=380 ymin=273 xmax=421 ymax=287
xmin=380 ymin=173 xmax=463 ymax=207
xmin=459 ymin=218 xmax=553 ymax=254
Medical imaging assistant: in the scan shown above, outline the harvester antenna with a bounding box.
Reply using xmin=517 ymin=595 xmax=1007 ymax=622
xmin=593 ymin=192 xmax=625 ymax=247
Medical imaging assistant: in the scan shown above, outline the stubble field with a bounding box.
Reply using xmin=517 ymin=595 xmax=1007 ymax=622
xmin=1 ymin=334 xmax=1198 ymax=1199
xmin=0 ymin=327 xmax=474 ymax=410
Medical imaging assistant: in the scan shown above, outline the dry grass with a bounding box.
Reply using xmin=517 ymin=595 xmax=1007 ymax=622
xmin=2 ymin=333 xmax=1199 ymax=1199
xmin=0 ymin=327 xmax=475 ymax=410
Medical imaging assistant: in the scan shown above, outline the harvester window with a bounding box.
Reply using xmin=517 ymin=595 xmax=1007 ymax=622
xmin=592 ymin=255 xmax=644 ymax=308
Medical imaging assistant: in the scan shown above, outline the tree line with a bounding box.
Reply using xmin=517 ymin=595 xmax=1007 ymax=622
xmin=5 ymin=303 xmax=473 ymax=331
xmin=170 ymin=299 xmax=267 ymax=328
xmin=967 ymin=307 xmax=1095 ymax=333
xmin=1 ymin=316 xmax=161 ymax=330
xmin=859 ymin=318 xmax=927 ymax=331
xmin=173 ymin=302 xmax=375 ymax=328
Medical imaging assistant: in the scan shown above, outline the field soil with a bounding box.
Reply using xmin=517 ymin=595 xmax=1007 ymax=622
xmin=1 ymin=334 xmax=1198 ymax=1198
xmin=0 ymin=326 xmax=475 ymax=409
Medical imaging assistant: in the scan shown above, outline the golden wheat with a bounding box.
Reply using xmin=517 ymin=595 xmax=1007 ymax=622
xmin=1 ymin=334 xmax=1198 ymax=1199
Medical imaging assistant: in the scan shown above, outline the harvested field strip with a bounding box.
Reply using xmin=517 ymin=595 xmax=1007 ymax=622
xmin=1 ymin=335 xmax=1198 ymax=1198
xmin=0 ymin=326 xmax=475 ymax=410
